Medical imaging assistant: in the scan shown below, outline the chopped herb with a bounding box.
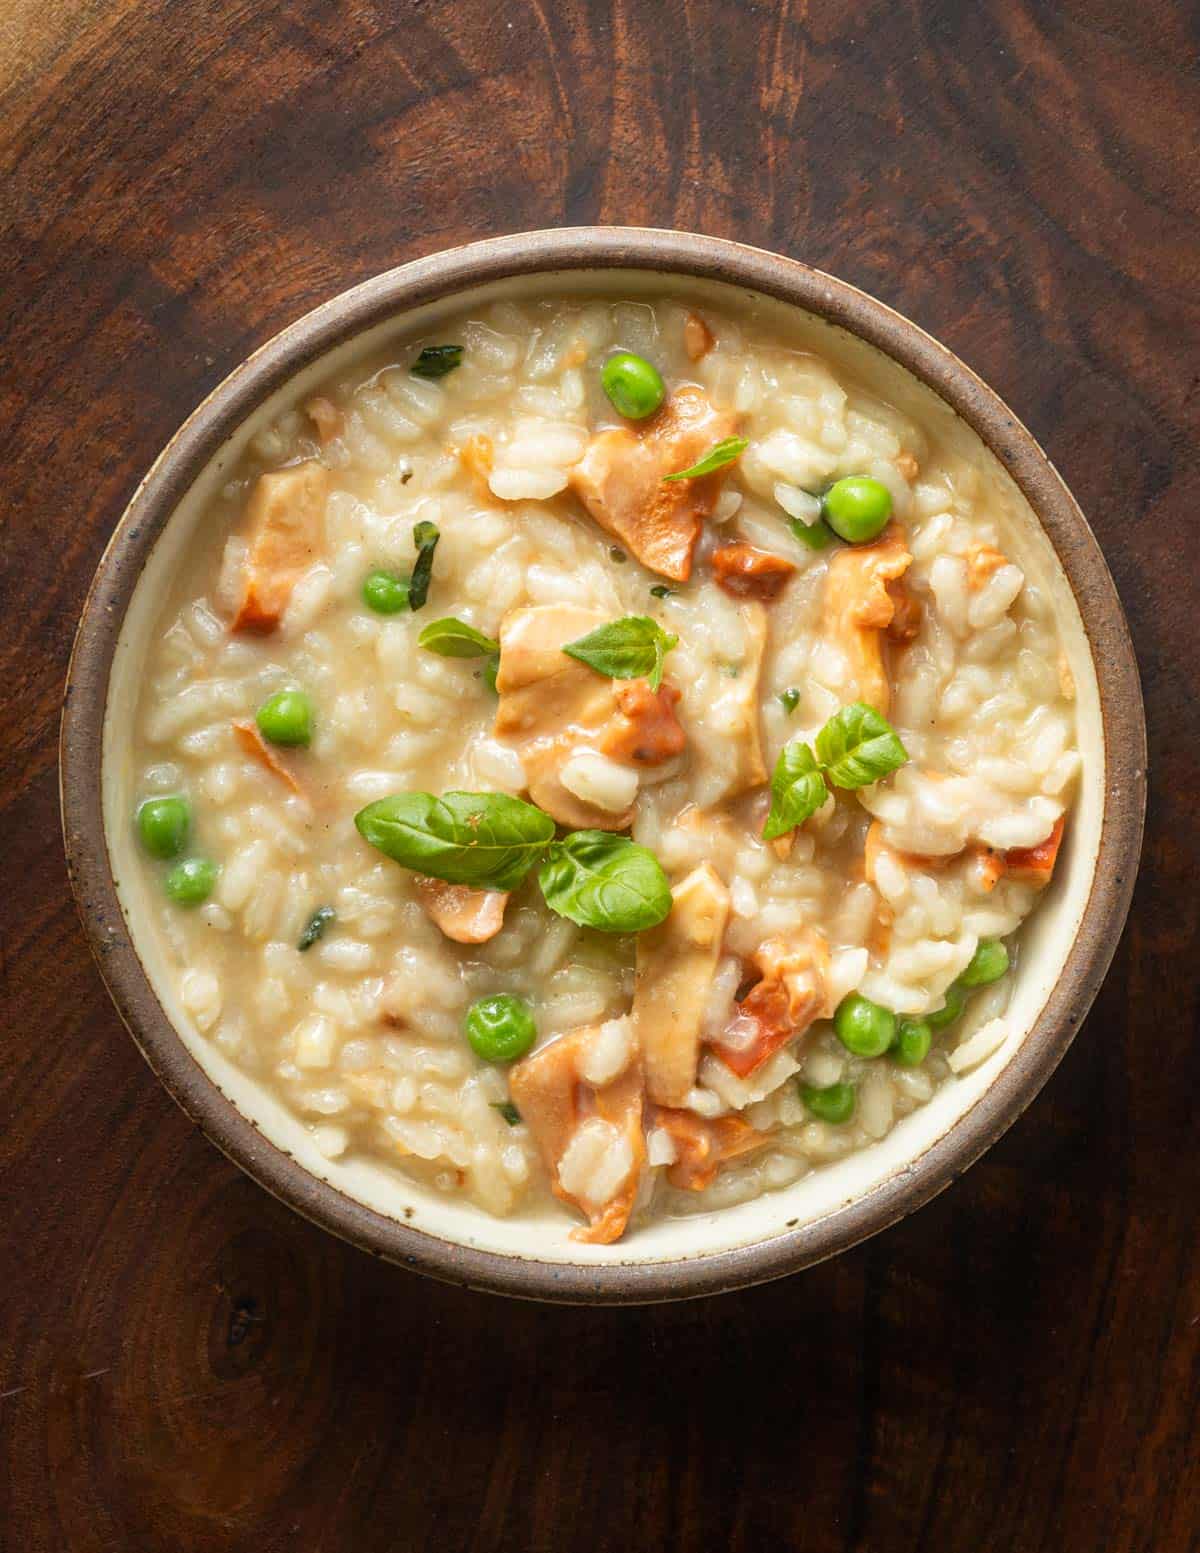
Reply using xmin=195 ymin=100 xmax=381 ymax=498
xmin=399 ymin=466 xmax=414 ymax=486
xmin=721 ymin=663 xmax=741 ymax=678
xmin=407 ymin=520 xmax=440 ymax=611
xmin=491 ymin=1100 xmax=522 ymax=1126
xmin=779 ymin=687 xmax=801 ymax=714
xmin=298 ymin=905 xmax=336 ymax=951
xmin=610 ymin=547 xmax=628 ymax=564
xmin=662 ymin=435 xmax=748 ymax=482
xmin=411 ymin=345 xmax=463 ymax=380
xmin=649 ymin=584 xmax=675 ymax=599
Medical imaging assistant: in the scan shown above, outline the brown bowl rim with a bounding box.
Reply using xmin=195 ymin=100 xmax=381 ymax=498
xmin=60 ymin=227 xmax=1146 ymax=1304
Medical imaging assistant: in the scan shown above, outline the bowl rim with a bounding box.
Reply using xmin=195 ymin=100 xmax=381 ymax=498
xmin=60 ymin=226 xmax=1146 ymax=1304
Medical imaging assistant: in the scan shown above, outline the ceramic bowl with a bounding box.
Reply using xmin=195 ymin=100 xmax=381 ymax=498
xmin=61 ymin=229 xmax=1146 ymax=1302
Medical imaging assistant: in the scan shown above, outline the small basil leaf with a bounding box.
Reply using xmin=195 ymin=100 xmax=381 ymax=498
xmin=355 ymin=790 xmax=555 ymax=890
xmin=762 ymin=741 xmax=828 ymax=840
xmin=661 ymin=435 xmax=748 ymax=482
xmin=297 ymin=905 xmax=336 ymax=951
xmin=815 ymin=702 xmax=909 ymax=789
xmin=789 ymin=515 xmax=835 ymax=550
xmin=491 ymin=1100 xmax=522 ymax=1126
xmin=562 ymin=616 xmax=678 ymax=692
xmin=418 ymin=617 xmax=500 ymax=657
xmin=411 ymin=345 xmax=463 ymax=380
xmin=538 ymin=832 xmax=672 ymax=933
xmin=407 ymin=520 xmax=440 ymax=611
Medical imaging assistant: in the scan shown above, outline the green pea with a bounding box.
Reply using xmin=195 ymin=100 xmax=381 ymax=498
xmin=927 ymin=980 xmax=967 ymax=1030
xmin=892 ymin=1016 xmax=932 ymax=1067
xmin=463 ymin=994 xmax=537 ymax=1064
xmin=601 ymin=351 xmax=665 ymax=420
xmin=833 ymin=992 xmax=896 ymax=1058
xmin=789 ymin=515 xmax=836 ymax=550
xmin=821 ymin=476 xmax=893 ymax=543
xmin=255 ymin=689 xmax=313 ymax=748
xmin=800 ymin=1081 xmax=856 ymax=1125
xmin=136 ymin=795 xmax=191 ymax=860
xmin=362 ymin=568 xmax=411 ymax=614
xmin=164 ymin=857 xmax=218 ymax=906
xmin=959 ymin=937 xmax=1009 ymax=987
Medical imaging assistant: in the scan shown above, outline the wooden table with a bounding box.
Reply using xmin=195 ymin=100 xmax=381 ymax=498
xmin=2 ymin=2 xmax=1196 ymax=1547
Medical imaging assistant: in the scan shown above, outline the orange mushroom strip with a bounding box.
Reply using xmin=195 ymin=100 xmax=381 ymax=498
xmin=232 ymin=461 xmax=329 ymax=634
xmin=634 ymin=863 xmax=731 ymax=1106
xmin=231 ymin=719 xmax=304 ymax=796
xmin=569 ymin=385 xmax=740 ymax=580
xmin=599 ymin=680 xmax=686 ymax=765
xmin=709 ymin=929 xmax=829 ymax=1078
xmin=822 ymin=522 xmax=917 ymax=713
xmin=509 ymin=1024 xmax=645 ymax=1244
xmin=1003 ymin=814 xmax=1066 ymax=887
xmin=711 ymin=542 xmax=797 ymax=602
xmin=654 ymin=1109 xmax=769 ymax=1191
xmin=413 ymin=878 xmax=508 ymax=944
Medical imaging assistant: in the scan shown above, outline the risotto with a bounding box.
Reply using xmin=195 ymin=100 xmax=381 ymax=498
xmin=128 ymin=293 xmax=1077 ymax=1242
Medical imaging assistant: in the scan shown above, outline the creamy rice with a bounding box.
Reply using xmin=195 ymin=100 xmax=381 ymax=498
xmin=128 ymin=293 xmax=1077 ymax=1241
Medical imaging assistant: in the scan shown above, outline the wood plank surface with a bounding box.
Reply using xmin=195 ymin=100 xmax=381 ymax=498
xmin=1 ymin=2 xmax=1197 ymax=1548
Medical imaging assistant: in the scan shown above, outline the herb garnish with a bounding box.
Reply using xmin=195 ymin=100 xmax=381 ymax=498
xmin=538 ymin=832 xmax=672 ymax=933
xmin=662 ymin=435 xmax=748 ymax=482
xmin=779 ymin=687 xmax=801 ymax=715
xmin=649 ymin=584 xmax=675 ymax=599
xmin=762 ymin=702 xmax=909 ymax=841
xmin=417 ymin=618 xmax=500 ymax=658
xmin=407 ymin=520 xmax=440 ymax=611
xmin=411 ymin=345 xmax=463 ymax=380
xmin=298 ymin=905 xmax=336 ymax=951
xmin=563 ymin=616 xmax=678 ymax=693
xmin=492 ymin=1101 xmax=522 ymax=1126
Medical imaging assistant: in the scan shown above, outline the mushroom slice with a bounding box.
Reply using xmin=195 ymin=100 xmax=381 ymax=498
xmin=232 ymin=461 xmax=329 ymax=634
xmin=1002 ymin=814 xmax=1066 ymax=888
xmin=700 ymin=600 xmax=768 ymax=799
xmin=654 ymin=1108 xmax=770 ymax=1191
xmin=231 ymin=719 xmax=304 ymax=796
xmin=634 ymin=863 xmax=731 ymax=1106
xmin=599 ymin=680 xmax=686 ymax=766
xmin=413 ymin=877 xmax=508 ymax=944
xmin=709 ymin=928 xmax=830 ymax=1078
xmin=683 ymin=311 xmax=716 ymax=362
xmin=509 ymin=1020 xmax=645 ymax=1244
xmin=494 ymin=603 xmax=684 ymax=829
xmin=821 ymin=521 xmax=915 ymax=713
xmin=711 ymin=541 xmax=796 ymax=602
xmin=569 ymin=385 xmax=740 ymax=580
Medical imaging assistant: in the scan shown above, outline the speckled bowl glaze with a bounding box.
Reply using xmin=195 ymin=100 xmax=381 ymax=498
xmin=61 ymin=229 xmax=1146 ymax=1303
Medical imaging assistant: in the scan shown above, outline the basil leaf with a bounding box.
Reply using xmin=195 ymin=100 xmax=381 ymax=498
xmin=411 ymin=345 xmax=463 ymax=380
xmin=407 ymin=520 xmax=440 ymax=611
xmin=562 ymin=615 xmax=678 ymax=692
xmin=538 ymin=832 xmax=672 ymax=933
xmin=815 ymin=702 xmax=909 ymax=789
xmin=418 ymin=617 xmax=500 ymax=657
xmin=355 ymin=790 xmax=554 ymax=890
xmin=762 ymin=741 xmax=828 ymax=840
xmin=491 ymin=1100 xmax=522 ymax=1126
xmin=297 ymin=905 xmax=335 ymax=951
xmin=779 ymin=687 xmax=801 ymax=715
xmin=789 ymin=515 xmax=835 ymax=550
xmin=661 ymin=435 xmax=748 ymax=482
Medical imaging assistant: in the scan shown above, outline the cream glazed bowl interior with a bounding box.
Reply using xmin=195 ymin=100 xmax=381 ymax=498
xmin=61 ymin=229 xmax=1146 ymax=1303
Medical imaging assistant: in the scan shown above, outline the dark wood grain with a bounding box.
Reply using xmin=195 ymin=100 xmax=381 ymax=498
xmin=1 ymin=1 xmax=1197 ymax=1548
